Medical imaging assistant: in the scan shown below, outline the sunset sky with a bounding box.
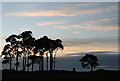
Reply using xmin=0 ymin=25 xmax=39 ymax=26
xmin=1 ymin=2 xmax=118 ymax=55
xmin=0 ymin=2 xmax=119 ymax=71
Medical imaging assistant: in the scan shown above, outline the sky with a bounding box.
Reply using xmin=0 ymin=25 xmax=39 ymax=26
xmin=0 ymin=2 xmax=119 ymax=70
xmin=1 ymin=0 xmax=120 ymax=2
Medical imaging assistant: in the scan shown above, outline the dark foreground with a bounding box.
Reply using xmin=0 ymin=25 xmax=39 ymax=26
xmin=2 ymin=70 xmax=120 ymax=81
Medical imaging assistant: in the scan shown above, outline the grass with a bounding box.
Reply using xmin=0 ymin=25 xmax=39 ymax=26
xmin=2 ymin=69 xmax=120 ymax=80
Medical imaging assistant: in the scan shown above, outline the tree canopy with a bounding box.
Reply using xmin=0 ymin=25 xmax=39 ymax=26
xmin=79 ymin=54 xmax=99 ymax=71
xmin=2 ymin=31 xmax=64 ymax=71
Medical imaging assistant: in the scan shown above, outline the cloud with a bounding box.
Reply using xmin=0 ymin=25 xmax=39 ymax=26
xmin=57 ymin=3 xmax=98 ymax=10
xmin=63 ymin=39 xmax=94 ymax=47
xmin=63 ymin=51 xmax=118 ymax=57
xmin=98 ymin=17 xmax=117 ymax=21
xmin=18 ymin=26 xmax=33 ymax=31
xmin=60 ymin=45 xmax=118 ymax=55
xmin=88 ymin=20 xmax=98 ymax=23
xmin=55 ymin=26 xmax=68 ymax=29
xmin=63 ymin=38 xmax=117 ymax=47
xmin=88 ymin=17 xmax=117 ymax=23
xmin=70 ymin=31 xmax=81 ymax=34
xmin=60 ymin=38 xmax=108 ymax=54
xmin=4 ymin=8 xmax=103 ymax=17
xmin=3 ymin=3 xmax=117 ymax=17
xmin=4 ymin=10 xmax=75 ymax=17
xmin=36 ymin=21 xmax=65 ymax=26
xmin=80 ymin=24 xmax=118 ymax=31
xmin=56 ymin=24 xmax=118 ymax=31
xmin=56 ymin=25 xmax=81 ymax=29
xmin=61 ymin=38 xmax=118 ymax=54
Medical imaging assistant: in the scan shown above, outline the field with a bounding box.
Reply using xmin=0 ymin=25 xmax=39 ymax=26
xmin=2 ymin=70 xmax=120 ymax=80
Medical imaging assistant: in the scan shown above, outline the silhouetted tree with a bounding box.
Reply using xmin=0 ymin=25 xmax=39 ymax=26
xmin=28 ymin=55 xmax=41 ymax=71
xmin=79 ymin=54 xmax=99 ymax=71
xmin=2 ymin=44 xmax=14 ymax=70
xmin=28 ymin=55 xmax=35 ymax=72
xmin=19 ymin=31 xmax=35 ymax=71
xmin=33 ymin=36 xmax=49 ymax=71
xmin=52 ymin=39 xmax=64 ymax=70
xmin=39 ymin=37 xmax=64 ymax=71
xmin=2 ymin=31 xmax=64 ymax=72
xmin=6 ymin=34 xmax=22 ymax=71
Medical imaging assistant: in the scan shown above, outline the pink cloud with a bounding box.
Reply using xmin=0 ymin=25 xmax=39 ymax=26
xmin=80 ymin=24 xmax=118 ymax=31
xmin=61 ymin=38 xmax=118 ymax=54
xmin=36 ymin=21 xmax=65 ymax=26
xmin=4 ymin=3 xmax=117 ymax=17
xmin=98 ymin=17 xmax=117 ymax=21
xmin=88 ymin=20 xmax=98 ymax=23
xmin=95 ymin=25 xmax=118 ymax=30
xmin=71 ymin=31 xmax=81 ymax=34
xmin=56 ymin=25 xmax=82 ymax=29
xmin=58 ymin=3 xmax=98 ymax=10
xmin=4 ymin=10 xmax=75 ymax=17
xmin=61 ymin=44 xmax=118 ymax=55
xmin=88 ymin=17 xmax=117 ymax=23
xmin=4 ymin=8 xmax=103 ymax=17
xmin=56 ymin=24 xmax=118 ymax=31
xmin=55 ymin=26 xmax=68 ymax=29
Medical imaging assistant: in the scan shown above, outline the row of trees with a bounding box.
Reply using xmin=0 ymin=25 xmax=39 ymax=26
xmin=2 ymin=31 xmax=64 ymax=71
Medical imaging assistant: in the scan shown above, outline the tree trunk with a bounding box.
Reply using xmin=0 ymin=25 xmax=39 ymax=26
xmin=23 ymin=48 xmax=26 ymax=71
xmin=10 ymin=56 xmax=12 ymax=71
xmin=16 ymin=56 xmax=18 ymax=71
xmin=53 ymin=56 xmax=55 ymax=70
xmin=27 ymin=48 xmax=29 ymax=71
xmin=90 ymin=65 xmax=93 ymax=72
xmin=53 ymin=50 xmax=57 ymax=71
xmin=24 ymin=55 xmax=26 ymax=71
xmin=16 ymin=47 xmax=18 ymax=71
xmin=32 ymin=61 xmax=34 ymax=72
xmin=22 ymin=56 xmax=24 ymax=71
xmin=41 ymin=55 xmax=44 ymax=71
xmin=46 ymin=54 xmax=48 ymax=71
xmin=27 ymin=57 xmax=29 ymax=71
xmin=39 ymin=60 xmax=41 ymax=71
xmin=50 ymin=52 xmax=53 ymax=71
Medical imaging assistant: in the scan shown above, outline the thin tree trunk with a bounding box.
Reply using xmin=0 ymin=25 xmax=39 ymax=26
xmin=90 ymin=65 xmax=93 ymax=72
xmin=53 ymin=50 xmax=57 ymax=71
xmin=41 ymin=55 xmax=44 ymax=71
xmin=32 ymin=61 xmax=34 ymax=72
xmin=53 ymin=56 xmax=55 ymax=70
xmin=40 ymin=56 xmax=42 ymax=70
xmin=16 ymin=47 xmax=18 ymax=71
xmin=50 ymin=52 xmax=53 ymax=71
xmin=27 ymin=48 xmax=29 ymax=71
xmin=22 ymin=56 xmax=24 ymax=71
xmin=39 ymin=60 xmax=41 ymax=71
xmin=27 ymin=57 xmax=29 ymax=71
xmin=10 ymin=56 xmax=12 ymax=71
xmin=42 ymin=56 xmax=44 ymax=71
xmin=16 ymin=56 xmax=18 ymax=71
xmin=46 ymin=54 xmax=48 ymax=71
xmin=23 ymin=48 xmax=26 ymax=71
xmin=24 ymin=55 xmax=26 ymax=71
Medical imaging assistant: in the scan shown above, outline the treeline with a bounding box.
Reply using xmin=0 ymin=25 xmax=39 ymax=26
xmin=2 ymin=31 xmax=64 ymax=71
